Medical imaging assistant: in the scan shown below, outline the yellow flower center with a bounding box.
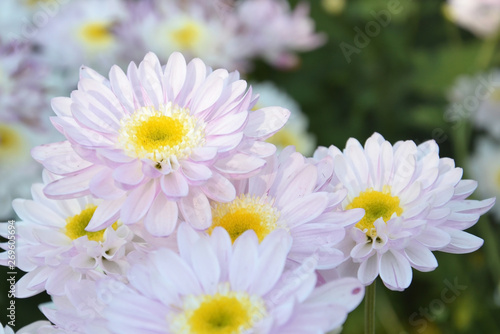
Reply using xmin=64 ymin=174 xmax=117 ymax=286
xmin=118 ymin=104 xmax=205 ymax=164
xmin=322 ymin=0 xmax=345 ymax=15
xmin=0 ymin=124 xmax=28 ymax=163
xmin=172 ymin=286 xmax=266 ymax=334
xmin=79 ymin=21 xmax=114 ymax=48
xmin=266 ymin=129 xmax=299 ymax=150
xmin=346 ymin=188 xmax=403 ymax=237
xmin=171 ymin=21 xmax=202 ymax=50
xmin=65 ymin=204 xmax=117 ymax=242
xmin=209 ymin=194 xmax=281 ymax=243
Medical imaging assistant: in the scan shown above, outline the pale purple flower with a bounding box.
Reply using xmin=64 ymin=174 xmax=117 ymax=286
xmin=34 ymin=0 xmax=128 ymax=74
xmin=100 ymin=223 xmax=365 ymax=334
xmin=315 ymin=133 xmax=495 ymax=291
xmin=32 ymin=52 xmax=289 ymax=236
xmin=0 ymin=171 xmax=145 ymax=298
xmin=236 ymin=0 xmax=326 ymax=69
xmin=204 ymin=146 xmax=364 ymax=269
xmin=127 ymin=1 xmax=245 ymax=71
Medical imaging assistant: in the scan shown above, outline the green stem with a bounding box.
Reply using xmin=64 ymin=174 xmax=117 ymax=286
xmin=476 ymin=33 xmax=500 ymax=71
xmin=478 ymin=215 xmax=500 ymax=283
xmin=364 ymin=281 xmax=376 ymax=334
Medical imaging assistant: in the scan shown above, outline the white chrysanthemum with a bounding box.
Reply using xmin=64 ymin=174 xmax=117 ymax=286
xmin=252 ymin=82 xmax=316 ymax=156
xmin=468 ymin=137 xmax=500 ymax=220
xmin=34 ymin=0 xmax=128 ymax=73
xmin=236 ymin=0 xmax=326 ymax=68
xmin=315 ymin=133 xmax=495 ymax=291
xmin=32 ymin=52 xmax=289 ymax=237
xmin=205 ymin=147 xmax=363 ymax=269
xmin=0 ymin=171 xmax=146 ymax=298
xmin=130 ymin=1 xmax=244 ymax=70
xmin=99 ymin=224 xmax=365 ymax=334
xmin=446 ymin=0 xmax=500 ymax=38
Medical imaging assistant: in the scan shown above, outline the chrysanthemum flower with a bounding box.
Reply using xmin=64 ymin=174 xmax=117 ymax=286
xmin=130 ymin=1 xmax=244 ymax=71
xmin=34 ymin=0 xmax=128 ymax=73
xmin=315 ymin=133 xmax=495 ymax=291
xmin=205 ymin=147 xmax=364 ymax=269
xmin=236 ymin=0 xmax=326 ymax=69
xmin=0 ymin=171 xmax=144 ymax=298
xmin=32 ymin=52 xmax=289 ymax=236
xmin=100 ymin=223 xmax=365 ymax=334
xmin=468 ymin=137 xmax=500 ymax=220
xmin=252 ymin=82 xmax=316 ymax=156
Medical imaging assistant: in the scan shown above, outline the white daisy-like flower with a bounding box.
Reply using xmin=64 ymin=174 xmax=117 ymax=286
xmin=446 ymin=0 xmax=500 ymax=38
xmin=468 ymin=137 xmax=500 ymax=220
xmin=132 ymin=1 xmax=244 ymax=71
xmin=204 ymin=146 xmax=364 ymax=269
xmin=32 ymin=52 xmax=289 ymax=236
xmin=0 ymin=171 xmax=144 ymax=298
xmin=34 ymin=0 xmax=128 ymax=73
xmin=99 ymin=223 xmax=365 ymax=334
xmin=252 ymin=82 xmax=316 ymax=156
xmin=315 ymin=133 xmax=495 ymax=291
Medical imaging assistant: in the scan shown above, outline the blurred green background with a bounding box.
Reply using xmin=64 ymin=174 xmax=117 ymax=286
xmin=2 ymin=0 xmax=500 ymax=333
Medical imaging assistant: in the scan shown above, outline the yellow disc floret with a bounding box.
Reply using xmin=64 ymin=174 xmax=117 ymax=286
xmin=346 ymin=187 xmax=403 ymax=237
xmin=65 ymin=204 xmax=117 ymax=242
xmin=0 ymin=124 xmax=28 ymax=163
xmin=171 ymin=285 xmax=266 ymax=334
xmin=171 ymin=21 xmax=202 ymax=50
xmin=209 ymin=194 xmax=281 ymax=243
xmin=118 ymin=103 xmax=205 ymax=164
xmin=79 ymin=21 xmax=114 ymax=48
xmin=266 ymin=129 xmax=299 ymax=150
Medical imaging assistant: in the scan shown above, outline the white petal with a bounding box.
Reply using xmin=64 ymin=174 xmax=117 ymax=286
xmin=244 ymin=107 xmax=290 ymax=138
xmin=160 ymin=172 xmax=189 ymax=198
xmin=200 ymin=172 xmax=236 ymax=202
xmin=379 ymin=250 xmax=412 ymax=291
xmin=179 ymin=188 xmax=212 ymax=229
xmin=230 ymin=231 xmax=258 ymax=291
xmin=120 ymin=181 xmax=158 ymax=224
xmin=357 ymin=255 xmax=379 ymax=285
xmin=144 ymin=194 xmax=178 ymax=237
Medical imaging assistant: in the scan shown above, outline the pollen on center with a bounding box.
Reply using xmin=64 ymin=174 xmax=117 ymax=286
xmin=171 ymin=286 xmax=267 ymax=334
xmin=64 ymin=204 xmax=117 ymax=242
xmin=118 ymin=103 xmax=205 ymax=164
xmin=346 ymin=187 xmax=403 ymax=237
xmin=208 ymin=194 xmax=281 ymax=243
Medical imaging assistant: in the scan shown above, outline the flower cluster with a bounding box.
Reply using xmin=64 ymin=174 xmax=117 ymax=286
xmin=0 ymin=51 xmax=494 ymax=333
xmin=0 ymin=0 xmax=322 ymax=220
